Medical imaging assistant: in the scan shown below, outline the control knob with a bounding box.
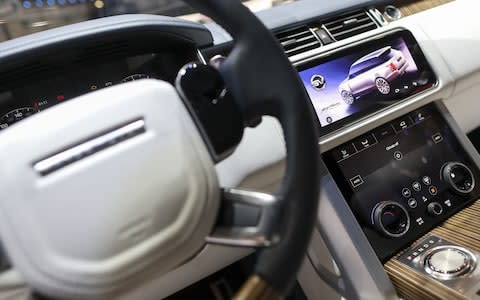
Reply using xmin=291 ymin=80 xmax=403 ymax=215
xmin=441 ymin=162 xmax=475 ymax=194
xmin=372 ymin=201 xmax=410 ymax=238
xmin=427 ymin=202 xmax=443 ymax=216
xmin=424 ymin=246 xmax=476 ymax=280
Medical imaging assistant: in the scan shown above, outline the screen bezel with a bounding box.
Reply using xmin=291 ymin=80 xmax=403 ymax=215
xmin=296 ymin=29 xmax=438 ymax=137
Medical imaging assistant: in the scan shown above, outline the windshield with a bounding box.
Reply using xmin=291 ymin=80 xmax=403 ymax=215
xmin=0 ymin=0 xmax=298 ymax=41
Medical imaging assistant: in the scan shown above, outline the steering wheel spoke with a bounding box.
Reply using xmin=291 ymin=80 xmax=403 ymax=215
xmin=207 ymin=188 xmax=282 ymax=248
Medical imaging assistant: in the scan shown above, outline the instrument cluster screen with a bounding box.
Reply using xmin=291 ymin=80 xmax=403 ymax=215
xmin=297 ymin=30 xmax=436 ymax=134
xmin=0 ymin=52 xmax=181 ymax=130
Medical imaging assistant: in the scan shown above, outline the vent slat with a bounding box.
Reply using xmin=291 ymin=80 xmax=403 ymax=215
xmin=331 ymin=23 xmax=378 ymax=38
xmin=275 ymin=26 xmax=321 ymax=58
xmin=326 ymin=16 xmax=373 ymax=32
xmin=323 ymin=10 xmax=378 ymax=41
xmin=275 ymin=10 xmax=379 ymax=58
xmin=278 ymin=30 xmax=312 ymax=41
xmin=323 ymin=11 xmax=366 ymax=27
xmin=285 ymin=41 xmax=320 ymax=56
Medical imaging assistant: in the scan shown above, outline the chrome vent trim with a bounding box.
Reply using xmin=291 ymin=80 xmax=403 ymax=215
xmin=274 ymin=9 xmax=382 ymax=60
xmin=323 ymin=10 xmax=379 ymax=41
xmin=275 ymin=26 xmax=321 ymax=58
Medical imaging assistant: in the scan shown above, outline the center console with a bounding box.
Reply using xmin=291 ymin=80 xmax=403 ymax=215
xmin=295 ymin=27 xmax=480 ymax=300
xmin=320 ymin=103 xmax=480 ymax=299
xmin=323 ymin=103 xmax=480 ymax=262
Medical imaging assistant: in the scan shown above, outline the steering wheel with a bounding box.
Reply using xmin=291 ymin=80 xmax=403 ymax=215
xmin=0 ymin=0 xmax=320 ymax=299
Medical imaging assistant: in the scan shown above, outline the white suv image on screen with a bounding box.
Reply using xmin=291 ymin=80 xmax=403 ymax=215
xmin=338 ymin=46 xmax=408 ymax=104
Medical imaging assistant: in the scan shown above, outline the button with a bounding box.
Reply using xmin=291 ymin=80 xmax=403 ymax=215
xmin=410 ymin=109 xmax=430 ymax=123
xmin=373 ymin=124 xmax=395 ymax=141
xmin=394 ymin=151 xmax=403 ymax=160
xmin=332 ymin=143 xmax=356 ymax=161
xmin=392 ymin=117 xmax=413 ymax=132
xmin=412 ymin=181 xmax=421 ymax=192
xmin=422 ymin=176 xmax=432 ymax=186
xmin=314 ymin=28 xmax=334 ymax=44
xmin=350 ymin=175 xmax=364 ymax=188
xmin=429 ymin=186 xmax=438 ymax=196
xmin=353 ymin=134 xmax=376 ymax=150
xmin=311 ymin=74 xmax=326 ymax=90
xmin=402 ymin=188 xmax=412 ymax=198
xmin=432 ymin=133 xmax=443 ymax=144
xmin=427 ymin=202 xmax=443 ymax=216
xmin=408 ymin=198 xmax=418 ymax=208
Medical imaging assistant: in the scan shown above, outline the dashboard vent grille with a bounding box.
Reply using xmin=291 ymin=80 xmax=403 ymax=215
xmin=323 ymin=10 xmax=378 ymax=41
xmin=276 ymin=26 xmax=321 ymax=57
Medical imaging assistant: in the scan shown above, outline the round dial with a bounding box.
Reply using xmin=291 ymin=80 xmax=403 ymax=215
xmin=424 ymin=246 xmax=475 ymax=279
xmin=121 ymin=74 xmax=150 ymax=83
xmin=0 ymin=107 xmax=37 ymax=130
xmin=372 ymin=201 xmax=410 ymax=238
xmin=427 ymin=202 xmax=443 ymax=216
xmin=441 ymin=162 xmax=475 ymax=194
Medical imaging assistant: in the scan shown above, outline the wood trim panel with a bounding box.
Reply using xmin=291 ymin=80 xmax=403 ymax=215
xmin=384 ymin=200 xmax=480 ymax=300
xmin=384 ymin=0 xmax=454 ymax=17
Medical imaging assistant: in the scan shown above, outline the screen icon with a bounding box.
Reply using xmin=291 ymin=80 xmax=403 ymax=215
xmin=394 ymin=151 xmax=403 ymax=160
xmin=432 ymin=133 xmax=443 ymax=144
xmin=412 ymin=181 xmax=421 ymax=191
xmin=350 ymin=175 xmax=364 ymax=188
xmin=310 ymin=74 xmax=326 ymax=90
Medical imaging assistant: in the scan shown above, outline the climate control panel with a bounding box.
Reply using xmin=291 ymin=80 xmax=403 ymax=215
xmin=323 ymin=103 xmax=480 ymax=261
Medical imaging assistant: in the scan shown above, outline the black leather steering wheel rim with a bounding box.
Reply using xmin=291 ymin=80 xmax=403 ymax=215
xmin=182 ymin=0 xmax=321 ymax=296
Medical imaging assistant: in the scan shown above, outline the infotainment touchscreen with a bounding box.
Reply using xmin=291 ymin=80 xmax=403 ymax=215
xmin=297 ymin=30 xmax=436 ymax=133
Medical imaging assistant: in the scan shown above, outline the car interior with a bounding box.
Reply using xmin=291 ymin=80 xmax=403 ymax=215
xmin=0 ymin=0 xmax=479 ymax=299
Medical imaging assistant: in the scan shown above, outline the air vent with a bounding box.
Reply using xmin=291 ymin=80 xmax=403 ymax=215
xmin=276 ymin=26 xmax=321 ymax=57
xmin=323 ymin=10 xmax=378 ymax=41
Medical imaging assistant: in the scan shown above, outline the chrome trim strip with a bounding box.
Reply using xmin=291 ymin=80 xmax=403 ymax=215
xmin=33 ymin=119 xmax=146 ymax=176
xmin=196 ymin=49 xmax=207 ymax=64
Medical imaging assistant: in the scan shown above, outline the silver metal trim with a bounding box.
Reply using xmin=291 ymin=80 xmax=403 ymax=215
xmin=442 ymin=162 xmax=476 ymax=194
xmin=368 ymin=7 xmax=388 ymax=26
xmin=372 ymin=201 xmax=411 ymax=238
xmin=33 ymin=119 xmax=146 ymax=176
xmin=196 ymin=49 xmax=207 ymax=64
xmin=397 ymin=235 xmax=480 ymax=297
xmin=308 ymin=27 xmax=323 ymax=46
xmin=424 ymin=245 xmax=476 ymax=280
xmin=206 ymin=188 xmax=281 ymax=248
xmin=383 ymin=5 xmax=403 ymax=22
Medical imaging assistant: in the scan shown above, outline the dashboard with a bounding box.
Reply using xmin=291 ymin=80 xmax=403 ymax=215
xmin=0 ymin=51 xmax=193 ymax=130
xmin=0 ymin=1 xmax=479 ymax=300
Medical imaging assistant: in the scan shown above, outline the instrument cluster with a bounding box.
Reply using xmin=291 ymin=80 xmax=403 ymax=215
xmin=0 ymin=52 xmax=178 ymax=130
